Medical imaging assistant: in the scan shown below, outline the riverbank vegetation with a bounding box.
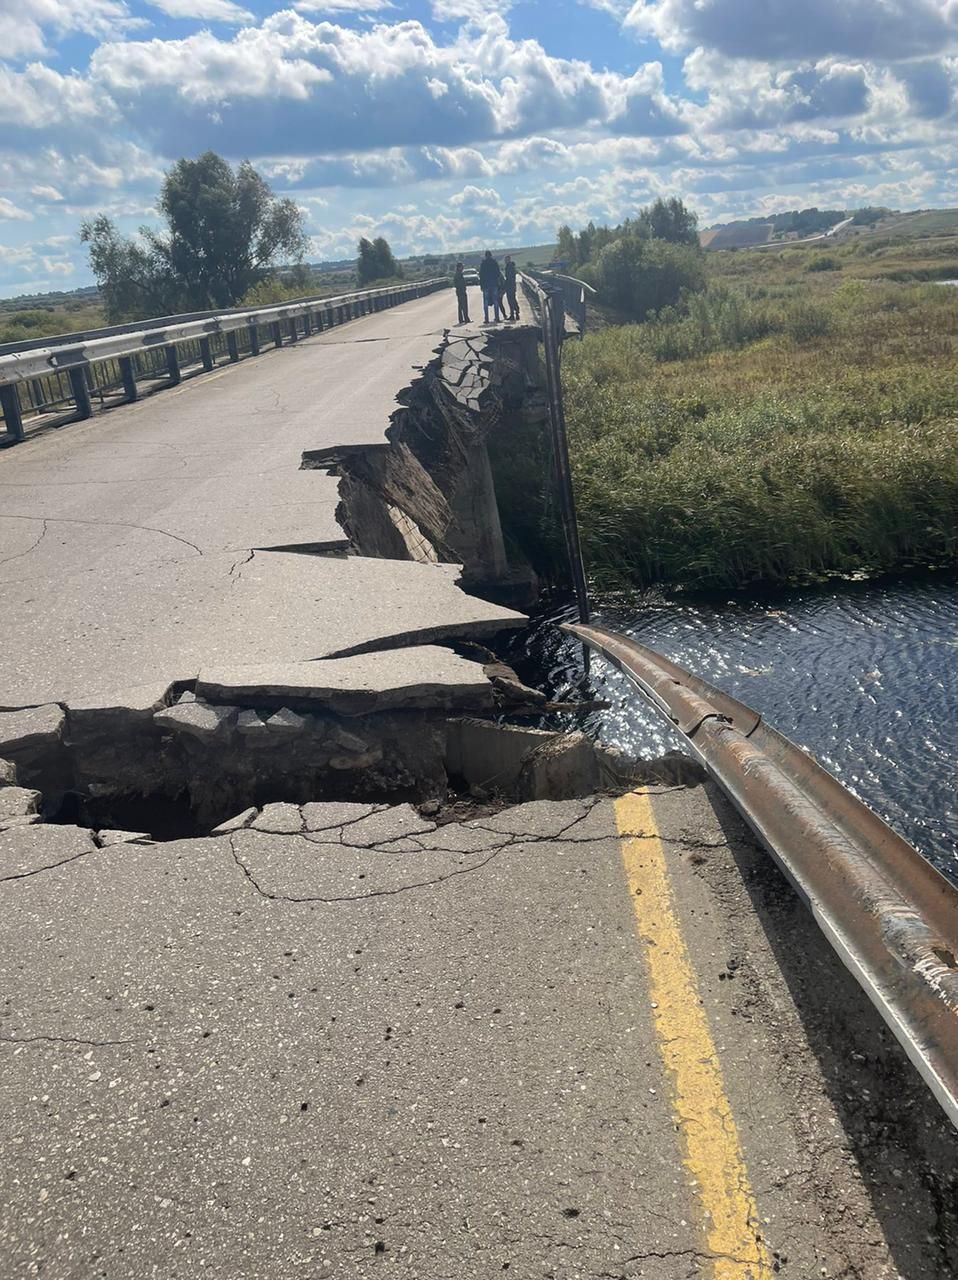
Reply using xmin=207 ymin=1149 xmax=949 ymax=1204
xmin=563 ymin=230 xmax=958 ymax=590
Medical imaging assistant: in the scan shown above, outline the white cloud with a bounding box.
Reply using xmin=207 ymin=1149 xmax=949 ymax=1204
xmin=295 ymin=0 xmax=393 ymax=9
xmin=0 ymin=0 xmax=144 ymax=61
xmin=0 ymin=197 xmax=32 ymax=221
xmin=624 ymin=0 xmax=958 ymax=62
xmin=150 ymin=0 xmax=254 ymax=22
xmin=30 ymin=184 xmax=64 ymax=201
xmin=0 ymin=62 xmax=105 ymax=132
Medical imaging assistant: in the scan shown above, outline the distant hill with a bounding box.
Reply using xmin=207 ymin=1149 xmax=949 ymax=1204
xmin=702 ymin=206 xmax=958 ymax=252
xmin=702 ymin=208 xmax=855 ymax=251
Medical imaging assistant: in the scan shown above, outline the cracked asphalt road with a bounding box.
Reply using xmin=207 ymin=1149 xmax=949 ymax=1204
xmin=2 ymin=785 xmax=956 ymax=1279
xmin=0 ymin=291 xmax=523 ymax=707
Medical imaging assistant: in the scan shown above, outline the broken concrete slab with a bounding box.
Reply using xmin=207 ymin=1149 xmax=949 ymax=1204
xmin=211 ymin=807 xmax=259 ymax=835
xmin=265 ymin=708 xmax=308 ymax=735
xmin=98 ymin=829 xmax=152 ymax=846
xmin=0 ymin=705 xmax=64 ymax=758
xmin=0 ymin=813 xmax=43 ymax=831
xmin=236 ymin=710 xmax=269 ymax=737
xmin=343 ymin=803 xmax=437 ymax=847
xmin=196 ymin=646 xmax=495 ymax=717
xmin=66 ymin=681 xmax=177 ymax=731
xmin=475 ymin=797 xmax=593 ymax=840
xmin=517 ymin=732 xmax=601 ymax=802
xmin=445 ymin=718 xmax=560 ymax=794
xmin=301 ymin=801 xmax=379 ymax=833
xmin=0 ymin=823 xmax=97 ymax=878
xmin=153 ymin=701 xmax=238 ymax=740
xmin=0 ymin=788 xmax=41 ymax=821
xmin=251 ymin=803 xmax=304 ymax=835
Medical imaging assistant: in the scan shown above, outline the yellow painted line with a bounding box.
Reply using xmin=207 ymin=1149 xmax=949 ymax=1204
xmin=615 ymin=790 xmax=771 ymax=1279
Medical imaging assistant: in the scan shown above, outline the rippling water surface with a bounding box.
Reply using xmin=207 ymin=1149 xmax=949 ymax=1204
xmin=506 ymin=573 xmax=958 ymax=880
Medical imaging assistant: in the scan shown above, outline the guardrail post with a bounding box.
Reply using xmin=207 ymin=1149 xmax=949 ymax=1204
xmin=68 ymin=366 xmax=93 ymax=419
xmin=226 ymin=331 xmax=239 ymax=363
xmin=271 ymin=321 xmax=283 ymax=349
xmin=30 ymin=379 xmax=46 ymax=411
xmin=288 ymin=318 xmax=298 ymax=344
xmin=199 ymin=337 xmax=214 ymax=372
xmin=314 ymin=310 xmax=323 ymax=333
xmin=165 ymin=345 xmax=181 ymax=386
xmin=0 ymin=383 xmax=25 ymax=442
xmin=249 ymin=324 xmax=261 ymax=356
xmin=302 ymin=312 xmax=311 ymax=337
xmin=119 ymin=356 xmax=138 ymax=402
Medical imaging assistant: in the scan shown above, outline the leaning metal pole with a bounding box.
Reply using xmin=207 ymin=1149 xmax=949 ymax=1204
xmin=535 ymin=285 xmax=590 ymax=626
xmin=565 ymin=620 xmax=958 ymax=1130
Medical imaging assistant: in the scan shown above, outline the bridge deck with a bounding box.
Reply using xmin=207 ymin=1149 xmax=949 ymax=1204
xmin=0 ymin=291 xmax=523 ymax=709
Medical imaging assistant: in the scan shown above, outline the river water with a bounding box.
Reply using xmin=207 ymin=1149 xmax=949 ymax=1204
xmin=506 ymin=572 xmax=958 ymax=882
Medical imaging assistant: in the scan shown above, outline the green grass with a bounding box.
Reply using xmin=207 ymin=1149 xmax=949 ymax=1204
xmin=564 ymin=243 xmax=958 ymax=590
xmin=0 ymin=305 xmax=105 ymax=346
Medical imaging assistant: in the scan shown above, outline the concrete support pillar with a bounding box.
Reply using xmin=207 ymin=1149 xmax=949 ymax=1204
xmin=68 ymin=366 xmax=93 ymax=419
xmin=119 ymin=356 xmax=138 ymax=402
xmin=165 ymin=345 xmax=181 ymax=386
xmin=0 ymin=383 xmax=24 ymax=442
xmin=448 ymin=439 xmax=510 ymax=585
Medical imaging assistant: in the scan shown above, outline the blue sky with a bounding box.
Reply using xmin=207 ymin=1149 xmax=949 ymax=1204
xmin=2 ymin=0 xmax=957 ymax=297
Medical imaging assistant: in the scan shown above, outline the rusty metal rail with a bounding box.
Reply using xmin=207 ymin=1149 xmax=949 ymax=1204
xmin=564 ymin=620 xmax=958 ymax=1128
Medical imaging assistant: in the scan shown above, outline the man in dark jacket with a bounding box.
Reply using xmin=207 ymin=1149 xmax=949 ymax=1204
xmin=479 ymin=250 xmax=504 ymax=324
xmin=453 ymin=262 xmax=470 ymax=324
xmin=503 ymin=255 xmax=519 ymax=321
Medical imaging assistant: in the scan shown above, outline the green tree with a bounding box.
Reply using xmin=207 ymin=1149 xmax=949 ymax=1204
xmin=592 ymin=236 xmax=705 ymax=321
xmin=80 ymin=213 xmax=176 ymax=319
xmin=637 ymin=197 xmax=700 ymax=247
xmin=357 ymin=235 xmax=402 ymax=284
xmin=556 ymin=224 xmax=578 ymax=266
xmin=81 ymin=152 xmax=308 ymax=320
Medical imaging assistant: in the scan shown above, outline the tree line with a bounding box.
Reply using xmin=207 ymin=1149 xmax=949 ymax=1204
xmin=81 ymin=152 xmax=405 ymax=322
xmin=556 ymin=197 xmax=705 ymax=321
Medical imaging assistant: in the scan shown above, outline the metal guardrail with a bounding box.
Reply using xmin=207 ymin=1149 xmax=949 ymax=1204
xmin=565 ymin=621 xmax=958 ymax=1129
xmin=0 ymin=278 xmax=448 ymax=444
xmin=528 ymin=270 xmax=595 ymax=335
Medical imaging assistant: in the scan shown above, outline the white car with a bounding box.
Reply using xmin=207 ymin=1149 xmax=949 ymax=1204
xmin=462 ymin=268 xmax=480 ymax=287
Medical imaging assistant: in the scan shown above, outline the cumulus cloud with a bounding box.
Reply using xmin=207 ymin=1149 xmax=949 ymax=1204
xmin=150 ymin=0 xmax=254 ymax=22
xmin=624 ymin=0 xmax=958 ymax=62
xmin=294 ymin=0 xmax=394 ymax=11
xmin=0 ymin=0 xmax=143 ymax=61
xmin=0 ymin=197 xmax=32 ymax=221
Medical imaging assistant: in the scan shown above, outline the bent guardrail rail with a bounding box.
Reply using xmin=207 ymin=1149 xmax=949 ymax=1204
xmin=0 ymin=277 xmax=448 ymax=444
xmin=565 ymin=620 xmax=958 ymax=1129
xmin=527 ymin=270 xmax=595 ymax=335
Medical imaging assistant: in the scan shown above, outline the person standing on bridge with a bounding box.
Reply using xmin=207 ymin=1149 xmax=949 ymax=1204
xmin=453 ymin=262 xmax=470 ymax=325
xmin=503 ymin=255 xmax=519 ymax=321
xmin=479 ymin=250 xmax=504 ymax=324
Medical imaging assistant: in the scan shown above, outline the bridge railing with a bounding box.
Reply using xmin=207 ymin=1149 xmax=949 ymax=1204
xmin=0 ymin=277 xmax=449 ymax=445
xmin=525 ymin=269 xmax=596 ymax=335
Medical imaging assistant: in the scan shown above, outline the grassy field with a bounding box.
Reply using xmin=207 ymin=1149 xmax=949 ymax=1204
xmin=564 ymin=228 xmax=958 ymax=590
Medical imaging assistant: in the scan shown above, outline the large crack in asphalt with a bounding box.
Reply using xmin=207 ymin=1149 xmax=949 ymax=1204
xmin=225 ymin=801 xmax=604 ymax=906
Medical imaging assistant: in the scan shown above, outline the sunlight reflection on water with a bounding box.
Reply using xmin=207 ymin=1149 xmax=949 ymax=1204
xmin=505 ymin=573 xmax=958 ymax=880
